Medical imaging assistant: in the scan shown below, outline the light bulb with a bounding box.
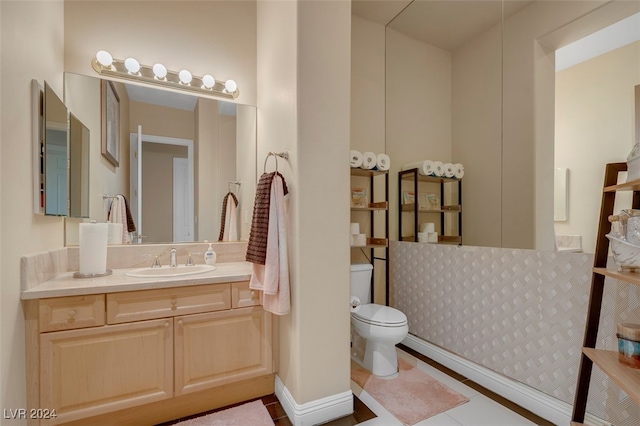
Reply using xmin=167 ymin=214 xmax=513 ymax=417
xmin=201 ymin=74 xmax=215 ymax=89
xmin=224 ymin=79 xmax=237 ymax=93
xmin=178 ymin=69 xmax=192 ymax=85
xmin=124 ymin=57 xmax=140 ymax=74
xmin=152 ymin=63 xmax=167 ymax=80
xmin=96 ymin=50 xmax=113 ymax=68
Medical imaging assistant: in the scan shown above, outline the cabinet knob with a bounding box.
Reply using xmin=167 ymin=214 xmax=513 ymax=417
xmin=171 ymin=298 xmax=177 ymax=310
xmin=177 ymin=320 xmax=183 ymax=326
xmin=251 ymin=291 xmax=256 ymax=297
xmin=67 ymin=310 xmax=76 ymax=323
xmin=164 ymin=321 xmax=170 ymax=328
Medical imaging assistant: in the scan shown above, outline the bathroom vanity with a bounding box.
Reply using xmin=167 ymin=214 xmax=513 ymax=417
xmin=21 ymin=246 xmax=275 ymax=426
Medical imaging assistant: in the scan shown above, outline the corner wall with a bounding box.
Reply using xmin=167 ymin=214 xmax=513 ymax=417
xmin=0 ymin=0 xmax=66 ymax=418
xmin=257 ymin=0 xmax=352 ymax=423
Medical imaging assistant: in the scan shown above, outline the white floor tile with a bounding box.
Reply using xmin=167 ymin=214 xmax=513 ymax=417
xmin=443 ymin=394 xmax=537 ymax=426
xmin=413 ymin=412 xmax=464 ymax=426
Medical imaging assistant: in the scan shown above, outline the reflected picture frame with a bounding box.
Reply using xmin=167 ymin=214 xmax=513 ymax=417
xmin=101 ymin=80 xmax=120 ymax=167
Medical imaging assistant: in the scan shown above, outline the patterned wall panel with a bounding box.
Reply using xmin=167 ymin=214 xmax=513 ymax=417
xmin=391 ymin=241 xmax=640 ymax=425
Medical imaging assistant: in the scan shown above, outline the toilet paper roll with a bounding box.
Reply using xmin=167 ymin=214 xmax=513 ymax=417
xmin=360 ymin=152 xmax=377 ymax=169
xmin=420 ymin=222 xmax=435 ymax=233
xmin=454 ymin=163 xmax=465 ymax=179
xmin=107 ymin=222 xmax=123 ymax=244
xmin=375 ymin=153 xmax=391 ymax=171
xmin=79 ymin=222 xmax=108 ymax=275
xmin=352 ymin=234 xmax=367 ymax=246
xmin=428 ymin=231 xmax=438 ymax=243
xmin=443 ymin=163 xmax=455 ymax=178
xmin=401 ymin=160 xmax=434 ymax=176
xmin=432 ymin=161 xmax=445 ymax=177
xmin=350 ymin=296 xmax=361 ymax=313
xmin=350 ymin=150 xmax=363 ymax=168
xmin=350 ymin=223 xmax=360 ymax=235
xmin=418 ymin=232 xmax=430 ymax=243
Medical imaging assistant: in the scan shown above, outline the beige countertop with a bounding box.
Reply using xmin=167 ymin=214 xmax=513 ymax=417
xmin=21 ymin=261 xmax=253 ymax=300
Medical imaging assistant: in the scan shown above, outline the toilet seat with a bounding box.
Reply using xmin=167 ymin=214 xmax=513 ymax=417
xmin=352 ymin=304 xmax=407 ymax=327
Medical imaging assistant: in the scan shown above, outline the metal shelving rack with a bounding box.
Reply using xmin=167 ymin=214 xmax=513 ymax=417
xmin=350 ymin=168 xmax=389 ymax=306
xmin=398 ymin=168 xmax=462 ymax=244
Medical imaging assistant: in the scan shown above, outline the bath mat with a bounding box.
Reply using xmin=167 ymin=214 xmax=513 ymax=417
xmin=174 ymin=400 xmax=274 ymax=426
xmin=351 ymin=358 xmax=469 ymax=425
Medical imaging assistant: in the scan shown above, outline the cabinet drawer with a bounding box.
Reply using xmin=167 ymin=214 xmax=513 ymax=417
xmin=39 ymin=294 xmax=105 ymax=332
xmin=232 ymin=281 xmax=261 ymax=308
xmin=107 ymin=284 xmax=231 ymax=324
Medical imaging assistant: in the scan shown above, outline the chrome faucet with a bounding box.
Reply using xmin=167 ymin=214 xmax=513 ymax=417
xmin=170 ymin=248 xmax=177 ymax=267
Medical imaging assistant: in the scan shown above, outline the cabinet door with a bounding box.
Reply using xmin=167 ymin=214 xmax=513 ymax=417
xmin=40 ymin=319 xmax=173 ymax=425
xmin=174 ymin=306 xmax=272 ymax=395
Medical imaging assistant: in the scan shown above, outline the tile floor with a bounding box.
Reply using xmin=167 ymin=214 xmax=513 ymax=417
xmin=165 ymin=345 xmax=553 ymax=426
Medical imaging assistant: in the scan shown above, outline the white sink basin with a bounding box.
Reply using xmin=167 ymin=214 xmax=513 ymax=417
xmin=125 ymin=264 xmax=216 ymax=278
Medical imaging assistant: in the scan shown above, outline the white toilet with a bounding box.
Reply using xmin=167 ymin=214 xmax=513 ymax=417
xmin=350 ymin=263 xmax=408 ymax=377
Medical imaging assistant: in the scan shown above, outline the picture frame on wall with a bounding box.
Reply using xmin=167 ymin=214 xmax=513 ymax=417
xmin=101 ymin=80 xmax=120 ymax=167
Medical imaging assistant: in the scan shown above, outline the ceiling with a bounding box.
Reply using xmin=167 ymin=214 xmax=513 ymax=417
xmin=352 ymin=0 xmax=535 ymax=52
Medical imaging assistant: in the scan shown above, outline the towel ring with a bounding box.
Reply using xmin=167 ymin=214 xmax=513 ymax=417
xmin=264 ymin=153 xmax=279 ymax=172
xmin=263 ymin=151 xmax=289 ymax=173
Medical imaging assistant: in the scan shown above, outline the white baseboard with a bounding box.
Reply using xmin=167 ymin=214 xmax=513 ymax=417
xmin=402 ymin=335 xmax=610 ymax=426
xmin=274 ymin=375 xmax=353 ymax=426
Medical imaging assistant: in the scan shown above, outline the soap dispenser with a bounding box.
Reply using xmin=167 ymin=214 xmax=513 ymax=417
xmin=204 ymin=243 xmax=217 ymax=265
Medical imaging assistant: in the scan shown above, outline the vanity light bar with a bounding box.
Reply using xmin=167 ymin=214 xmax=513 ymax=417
xmin=91 ymin=51 xmax=239 ymax=99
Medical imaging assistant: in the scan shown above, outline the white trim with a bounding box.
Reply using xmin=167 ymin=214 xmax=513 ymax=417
xmin=402 ymin=334 xmax=611 ymax=426
xmin=275 ymin=375 xmax=353 ymax=426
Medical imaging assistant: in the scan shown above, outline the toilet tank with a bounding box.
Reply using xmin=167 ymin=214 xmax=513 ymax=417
xmin=350 ymin=263 xmax=373 ymax=304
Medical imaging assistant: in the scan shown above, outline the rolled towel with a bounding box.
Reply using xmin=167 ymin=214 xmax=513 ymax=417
xmin=433 ymin=161 xmax=444 ymax=177
xmin=454 ymin=163 xmax=465 ymax=179
xmin=443 ymin=163 xmax=455 ymax=178
xmin=361 ymin=152 xmax=376 ymax=170
xmin=350 ymin=150 xmax=363 ymax=168
xmin=401 ymin=160 xmax=434 ymax=176
xmin=376 ymin=153 xmax=391 ymax=171
xmin=420 ymin=222 xmax=435 ymax=233
xmin=350 ymin=223 xmax=360 ymax=235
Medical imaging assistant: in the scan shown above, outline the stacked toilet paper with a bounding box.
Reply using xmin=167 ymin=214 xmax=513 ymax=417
xmin=418 ymin=223 xmax=438 ymax=244
xmin=79 ymin=221 xmax=108 ymax=275
xmin=350 ymin=223 xmax=367 ymax=247
xmin=350 ymin=150 xmax=391 ymax=171
xmin=401 ymin=160 xmax=464 ymax=179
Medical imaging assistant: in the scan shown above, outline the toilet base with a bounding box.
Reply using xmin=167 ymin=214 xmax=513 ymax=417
xmin=363 ymin=339 xmax=399 ymax=377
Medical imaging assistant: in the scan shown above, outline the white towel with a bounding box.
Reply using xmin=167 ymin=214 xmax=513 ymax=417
xmin=443 ymin=163 xmax=455 ymax=178
xmin=360 ymin=152 xmax=376 ymax=170
xmin=108 ymin=195 xmax=131 ymax=244
xmin=432 ymin=161 xmax=445 ymax=177
xmin=249 ymin=174 xmax=290 ymax=315
xmin=402 ymin=160 xmax=434 ymax=176
xmin=222 ymin=196 xmax=238 ymax=241
xmin=376 ymin=153 xmax=391 ymax=171
xmin=350 ymin=150 xmax=363 ymax=168
xmin=454 ymin=163 xmax=465 ymax=179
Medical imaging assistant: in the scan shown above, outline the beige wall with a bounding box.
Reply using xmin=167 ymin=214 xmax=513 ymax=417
xmin=195 ymin=98 xmax=220 ymax=242
xmin=129 ymin=101 xmax=194 ymax=140
xmin=257 ymin=0 xmax=352 ymax=410
xmin=236 ymin=106 xmax=257 ymax=241
xmin=386 ymin=28 xmax=452 ymax=242
xmin=64 ymin=1 xmax=257 ymax=106
xmin=555 ymin=41 xmax=640 ymax=253
xmin=0 ymin=0 xmax=65 ymax=417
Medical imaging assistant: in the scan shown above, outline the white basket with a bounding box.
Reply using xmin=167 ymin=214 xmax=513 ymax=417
xmin=606 ymin=233 xmax=640 ymax=271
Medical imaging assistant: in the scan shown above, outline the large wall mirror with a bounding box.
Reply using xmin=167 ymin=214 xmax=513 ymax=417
xmin=381 ymin=0 xmax=640 ymax=253
xmin=64 ymin=72 xmax=257 ymax=246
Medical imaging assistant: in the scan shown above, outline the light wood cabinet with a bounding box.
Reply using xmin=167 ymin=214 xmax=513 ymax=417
xmin=26 ymin=280 xmax=275 ymax=426
xmin=40 ymin=318 xmax=173 ymax=425
xmin=175 ymin=306 xmax=272 ymax=395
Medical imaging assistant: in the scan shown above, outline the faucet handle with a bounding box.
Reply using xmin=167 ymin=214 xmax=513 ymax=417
xmin=185 ymin=252 xmax=195 ymax=267
xmin=151 ymin=255 xmax=162 ymax=268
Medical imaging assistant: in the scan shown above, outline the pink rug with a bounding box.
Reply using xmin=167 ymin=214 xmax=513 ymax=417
xmin=174 ymin=400 xmax=274 ymax=426
xmin=351 ymin=358 xmax=469 ymax=425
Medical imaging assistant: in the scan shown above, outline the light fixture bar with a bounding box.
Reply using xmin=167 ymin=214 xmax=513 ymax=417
xmin=91 ymin=55 xmax=239 ymax=99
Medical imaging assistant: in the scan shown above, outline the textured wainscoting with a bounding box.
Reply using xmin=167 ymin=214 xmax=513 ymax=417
xmin=390 ymin=241 xmax=640 ymax=426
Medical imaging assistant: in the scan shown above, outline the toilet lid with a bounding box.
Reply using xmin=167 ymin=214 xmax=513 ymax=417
xmin=352 ymin=304 xmax=407 ymax=326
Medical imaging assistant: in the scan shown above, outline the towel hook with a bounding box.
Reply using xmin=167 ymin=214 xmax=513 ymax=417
xmin=228 ymin=181 xmax=241 ymax=192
